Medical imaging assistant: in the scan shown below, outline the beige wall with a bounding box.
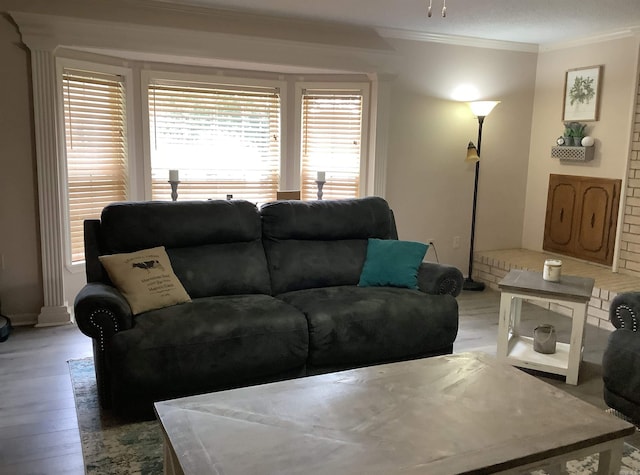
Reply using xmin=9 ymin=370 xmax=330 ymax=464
xmin=523 ymin=37 xmax=640 ymax=253
xmin=0 ymin=17 xmax=42 ymax=322
xmin=385 ymin=39 xmax=537 ymax=272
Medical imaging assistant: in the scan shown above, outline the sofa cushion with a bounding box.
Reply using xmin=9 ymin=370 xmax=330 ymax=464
xmin=278 ymin=286 xmax=458 ymax=367
xmin=167 ymin=243 xmax=271 ymax=298
xmin=261 ymin=197 xmax=395 ymax=294
xmin=603 ymin=329 xmax=640 ymax=407
xmin=108 ymin=294 xmax=309 ymax=402
xmin=358 ymin=239 xmax=428 ymax=289
xmin=101 ymin=200 xmax=262 ymax=252
xmin=99 ymin=200 xmax=271 ymax=297
xmin=98 ymin=246 xmax=191 ymax=314
xmin=261 ymin=197 xmax=393 ymax=241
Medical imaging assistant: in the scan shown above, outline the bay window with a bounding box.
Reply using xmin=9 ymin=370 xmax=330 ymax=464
xmin=59 ymin=62 xmax=373 ymax=265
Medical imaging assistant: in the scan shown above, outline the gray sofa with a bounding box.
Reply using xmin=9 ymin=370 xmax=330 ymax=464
xmin=602 ymin=292 xmax=640 ymax=424
xmin=74 ymin=197 xmax=462 ymax=418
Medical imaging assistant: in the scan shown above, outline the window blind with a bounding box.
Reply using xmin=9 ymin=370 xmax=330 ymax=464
xmin=148 ymin=82 xmax=281 ymax=202
xmin=62 ymin=69 xmax=128 ymax=264
xmin=300 ymin=90 xmax=363 ymax=201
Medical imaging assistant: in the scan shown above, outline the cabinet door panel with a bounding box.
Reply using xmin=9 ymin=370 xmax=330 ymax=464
xmin=576 ymin=185 xmax=608 ymax=252
xmin=548 ymin=184 xmax=576 ymax=246
xmin=543 ymin=174 xmax=620 ymax=266
xmin=575 ymin=183 xmax=618 ymax=263
xmin=543 ymin=178 xmax=577 ymax=253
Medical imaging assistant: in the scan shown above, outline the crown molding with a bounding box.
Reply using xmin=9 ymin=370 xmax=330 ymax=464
xmin=375 ymin=27 xmax=539 ymax=53
xmin=10 ymin=11 xmax=397 ymax=74
xmin=540 ymin=27 xmax=640 ymax=51
xmin=378 ymin=25 xmax=640 ymax=53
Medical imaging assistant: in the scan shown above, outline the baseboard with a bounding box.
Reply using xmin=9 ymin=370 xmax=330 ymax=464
xmin=7 ymin=313 xmax=38 ymax=326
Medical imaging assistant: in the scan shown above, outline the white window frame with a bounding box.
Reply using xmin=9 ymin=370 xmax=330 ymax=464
xmin=294 ymin=81 xmax=371 ymax=197
xmin=56 ymin=58 xmax=137 ymax=272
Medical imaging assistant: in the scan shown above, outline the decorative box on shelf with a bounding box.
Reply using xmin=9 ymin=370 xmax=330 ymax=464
xmin=551 ymin=146 xmax=594 ymax=162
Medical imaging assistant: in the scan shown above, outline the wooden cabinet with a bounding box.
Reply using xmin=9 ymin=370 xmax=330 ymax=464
xmin=543 ymin=174 xmax=621 ymax=265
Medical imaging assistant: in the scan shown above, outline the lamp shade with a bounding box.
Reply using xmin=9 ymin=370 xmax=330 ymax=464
xmin=466 ymin=142 xmax=479 ymax=162
xmin=468 ymin=101 xmax=500 ymax=118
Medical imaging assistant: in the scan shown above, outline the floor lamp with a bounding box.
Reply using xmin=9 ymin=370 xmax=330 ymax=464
xmin=463 ymin=100 xmax=500 ymax=291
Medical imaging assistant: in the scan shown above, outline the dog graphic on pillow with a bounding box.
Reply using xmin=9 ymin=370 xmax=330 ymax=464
xmin=131 ymin=260 xmax=165 ymax=272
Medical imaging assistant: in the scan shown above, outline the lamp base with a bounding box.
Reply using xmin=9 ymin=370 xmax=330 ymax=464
xmin=463 ymin=278 xmax=485 ymax=292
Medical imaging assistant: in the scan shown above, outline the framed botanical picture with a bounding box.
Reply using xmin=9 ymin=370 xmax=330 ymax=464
xmin=562 ymin=65 xmax=602 ymax=121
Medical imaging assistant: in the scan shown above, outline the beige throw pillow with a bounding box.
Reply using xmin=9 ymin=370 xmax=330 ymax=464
xmin=99 ymin=246 xmax=191 ymax=315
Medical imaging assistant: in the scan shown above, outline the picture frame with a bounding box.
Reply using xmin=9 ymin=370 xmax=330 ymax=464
xmin=562 ymin=65 xmax=602 ymax=121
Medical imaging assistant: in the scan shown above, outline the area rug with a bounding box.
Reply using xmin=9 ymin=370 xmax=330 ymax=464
xmin=532 ymin=445 xmax=640 ymax=475
xmin=69 ymin=357 xmax=640 ymax=475
xmin=68 ymin=358 xmax=163 ymax=475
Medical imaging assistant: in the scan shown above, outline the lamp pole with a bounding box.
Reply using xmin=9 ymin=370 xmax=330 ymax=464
xmin=463 ymin=101 xmax=499 ymax=292
xmin=464 ymin=115 xmax=485 ymax=291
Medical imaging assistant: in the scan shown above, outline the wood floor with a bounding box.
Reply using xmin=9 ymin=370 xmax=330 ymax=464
xmin=0 ymin=324 xmax=92 ymax=474
xmin=0 ymin=289 xmax=637 ymax=474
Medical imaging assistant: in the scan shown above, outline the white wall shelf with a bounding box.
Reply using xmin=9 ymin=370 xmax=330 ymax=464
xmin=551 ymin=146 xmax=595 ymax=162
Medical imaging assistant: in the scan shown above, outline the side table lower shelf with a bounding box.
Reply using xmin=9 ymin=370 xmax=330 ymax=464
xmin=504 ymin=335 xmax=571 ymax=376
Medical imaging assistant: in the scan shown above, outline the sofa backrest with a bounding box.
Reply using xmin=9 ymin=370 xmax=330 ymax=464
xmin=261 ymin=197 xmax=395 ymax=295
xmin=87 ymin=200 xmax=271 ymax=297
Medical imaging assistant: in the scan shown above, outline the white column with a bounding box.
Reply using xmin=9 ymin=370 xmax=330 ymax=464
xmin=30 ymin=49 xmax=71 ymax=326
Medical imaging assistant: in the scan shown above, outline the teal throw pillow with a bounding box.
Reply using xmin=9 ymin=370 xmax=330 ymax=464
xmin=358 ymin=238 xmax=428 ymax=289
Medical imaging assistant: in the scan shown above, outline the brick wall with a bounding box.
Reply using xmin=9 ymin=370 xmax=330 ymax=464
xmin=473 ymin=254 xmax=615 ymax=331
xmin=617 ymin=72 xmax=640 ymax=275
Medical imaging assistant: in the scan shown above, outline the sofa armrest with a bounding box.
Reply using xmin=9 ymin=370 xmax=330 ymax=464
xmin=417 ymin=262 xmax=463 ymax=297
xmin=74 ymin=283 xmax=133 ymax=341
xmin=610 ymin=292 xmax=640 ymax=331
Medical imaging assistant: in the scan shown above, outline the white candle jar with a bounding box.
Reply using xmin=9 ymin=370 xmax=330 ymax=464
xmin=543 ymin=259 xmax=562 ymax=282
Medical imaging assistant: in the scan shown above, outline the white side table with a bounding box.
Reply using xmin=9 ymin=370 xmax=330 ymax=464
xmin=497 ymin=269 xmax=595 ymax=385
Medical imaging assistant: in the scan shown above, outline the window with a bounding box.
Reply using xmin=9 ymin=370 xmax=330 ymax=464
xmin=148 ymin=80 xmax=281 ymax=202
xmin=300 ymin=89 xmax=366 ymax=201
xmin=62 ymin=69 xmax=128 ymax=264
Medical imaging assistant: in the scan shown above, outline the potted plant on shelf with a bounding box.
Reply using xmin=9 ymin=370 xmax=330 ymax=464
xmin=564 ymin=121 xmax=587 ymax=146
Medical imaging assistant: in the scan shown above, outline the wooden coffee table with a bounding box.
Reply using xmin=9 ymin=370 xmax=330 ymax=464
xmin=497 ymin=269 xmax=595 ymax=385
xmin=155 ymin=352 xmax=633 ymax=475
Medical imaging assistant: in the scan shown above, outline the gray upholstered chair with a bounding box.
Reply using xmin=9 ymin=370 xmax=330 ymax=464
xmin=602 ymin=292 xmax=640 ymax=424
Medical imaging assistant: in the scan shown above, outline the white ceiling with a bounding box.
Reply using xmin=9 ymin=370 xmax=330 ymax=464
xmin=149 ymin=0 xmax=640 ymax=46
